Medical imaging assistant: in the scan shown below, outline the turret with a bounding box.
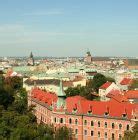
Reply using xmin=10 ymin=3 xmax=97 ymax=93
xmin=56 ymin=79 xmax=66 ymax=109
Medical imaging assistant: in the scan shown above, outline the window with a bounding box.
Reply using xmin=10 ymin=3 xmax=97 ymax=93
xmin=69 ymin=118 xmax=72 ymax=124
xmin=60 ymin=118 xmax=63 ymax=123
xmin=91 ymin=121 xmax=94 ymax=126
xmin=112 ymin=133 xmax=115 ymax=140
xmin=54 ymin=118 xmax=56 ymax=123
xmin=98 ymin=121 xmax=100 ymax=127
xmin=105 ymin=112 xmax=109 ymax=116
xmin=84 ymin=120 xmax=87 ymax=125
xmin=75 ymin=119 xmax=78 ymax=125
xmin=119 ymin=134 xmax=122 ymax=140
xmin=105 ymin=132 xmax=107 ymax=138
xmin=91 ymin=131 xmax=94 ymax=136
xmin=75 ymin=129 xmax=78 ymax=135
xmin=119 ymin=124 xmax=122 ymax=130
xmin=84 ymin=130 xmax=87 ymax=135
xmin=98 ymin=131 xmax=100 ymax=137
xmin=105 ymin=122 xmax=107 ymax=128
xmin=122 ymin=114 xmax=127 ymax=118
xmin=127 ymin=125 xmax=129 ymax=131
xmin=112 ymin=123 xmax=115 ymax=129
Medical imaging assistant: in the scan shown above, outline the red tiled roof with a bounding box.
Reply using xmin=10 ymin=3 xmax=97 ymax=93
xmin=31 ymin=88 xmax=137 ymax=119
xmin=107 ymin=90 xmax=128 ymax=103
xmin=125 ymin=90 xmax=138 ymax=99
xmin=31 ymin=88 xmax=57 ymax=106
xmin=99 ymin=82 xmax=112 ymax=89
xmin=120 ymin=78 xmax=133 ymax=85
xmin=66 ymin=96 xmax=137 ymax=119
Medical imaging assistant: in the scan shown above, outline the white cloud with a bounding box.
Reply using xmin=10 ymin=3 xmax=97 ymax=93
xmin=24 ymin=10 xmax=63 ymax=16
xmin=0 ymin=24 xmax=24 ymax=32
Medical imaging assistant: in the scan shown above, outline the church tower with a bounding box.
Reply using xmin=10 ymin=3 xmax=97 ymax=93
xmin=28 ymin=52 xmax=35 ymax=66
xmin=85 ymin=49 xmax=92 ymax=64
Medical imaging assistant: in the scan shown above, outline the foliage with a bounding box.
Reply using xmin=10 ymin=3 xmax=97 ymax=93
xmin=55 ymin=126 xmax=73 ymax=140
xmin=4 ymin=76 xmax=23 ymax=90
xmin=0 ymin=87 xmax=14 ymax=109
xmin=129 ymin=79 xmax=138 ymax=90
xmin=123 ymin=122 xmax=138 ymax=140
xmin=0 ymin=81 xmax=73 ymax=140
xmin=65 ymin=84 xmax=99 ymax=100
xmin=92 ymin=73 xmax=107 ymax=92
xmin=65 ymin=73 xmax=115 ymax=100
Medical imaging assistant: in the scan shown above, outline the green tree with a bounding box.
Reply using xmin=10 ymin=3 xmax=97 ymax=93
xmin=55 ymin=126 xmax=73 ymax=140
xmin=0 ymin=87 xmax=14 ymax=109
xmin=5 ymin=76 xmax=23 ymax=90
xmin=92 ymin=73 xmax=107 ymax=92
xmin=123 ymin=123 xmax=138 ymax=140
xmin=129 ymin=79 xmax=138 ymax=90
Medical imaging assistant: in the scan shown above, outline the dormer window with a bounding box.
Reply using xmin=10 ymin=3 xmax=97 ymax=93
xmin=72 ymin=104 xmax=77 ymax=113
xmin=88 ymin=110 xmax=92 ymax=114
xmin=88 ymin=105 xmax=92 ymax=115
xmin=104 ymin=112 xmax=109 ymax=116
xmin=122 ymin=113 xmax=127 ymax=118
xmin=104 ymin=106 xmax=109 ymax=116
xmin=122 ymin=108 xmax=127 ymax=118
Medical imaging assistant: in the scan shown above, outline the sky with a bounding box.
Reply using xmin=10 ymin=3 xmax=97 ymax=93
xmin=0 ymin=0 xmax=138 ymax=57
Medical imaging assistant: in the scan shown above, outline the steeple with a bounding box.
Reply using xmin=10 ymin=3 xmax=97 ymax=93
xmin=28 ymin=52 xmax=35 ymax=66
xmin=30 ymin=52 xmax=34 ymax=58
xmin=57 ymin=79 xmax=66 ymax=97
xmin=56 ymin=79 xmax=66 ymax=109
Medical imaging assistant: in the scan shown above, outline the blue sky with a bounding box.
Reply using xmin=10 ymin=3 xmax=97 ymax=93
xmin=0 ymin=0 xmax=138 ymax=57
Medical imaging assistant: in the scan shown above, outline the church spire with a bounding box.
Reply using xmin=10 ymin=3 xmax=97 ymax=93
xmin=30 ymin=52 xmax=34 ymax=58
xmin=56 ymin=78 xmax=66 ymax=109
xmin=57 ymin=79 xmax=66 ymax=97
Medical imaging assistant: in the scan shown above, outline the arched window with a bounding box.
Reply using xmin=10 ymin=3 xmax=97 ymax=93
xmin=91 ymin=131 xmax=94 ymax=136
xmin=127 ymin=125 xmax=129 ymax=131
xmin=69 ymin=118 xmax=72 ymax=124
xmin=84 ymin=130 xmax=87 ymax=135
xmin=119 ymin=124 xmax=122 ymax=130
xmin=98 ymin=131 xmax=100 ymax=137
xmin=75 ymin=119 xmax=78 ymax=125
xmin=105 ymin=132 xmax=107 ymax=138
xmin=119 ymin=134 xmax=122 ymax=140
xmin=60 ymin=118 xmax=63 ymax=123
xmin=105 ymin=122 xmax=107 ymax=128
xmin=112 ymin=133 xmax=115 ymax=140
xmin=84 ymin=120 xmax=87 ymax=125
xmin=112 ymin=123 xmax=115 ymax=129
xmin=98 ymin=121 xmax=100 ymax=127
xmin=54 ymin=117 xmax=56 ymax=123
xmin=75 ymin=129 xmax=78 ymax=134
xmin=91 ymin=121 xmax=94 ymax=126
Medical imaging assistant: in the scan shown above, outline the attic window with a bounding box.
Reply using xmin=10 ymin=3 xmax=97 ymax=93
xmin=104 ymin=106 xmax=109 ymax=116
xmin=88 ymin=105 xmax=92 ymax=115
xmin=104 ymin=112 xmax=109 ymax=116
xmin=122 ymin=113 xmax=127 ymax=118
xmin=72 ymin=104 xmax=77 ymax=113
xmin=88 ymin=110 xmax=92 ymax=114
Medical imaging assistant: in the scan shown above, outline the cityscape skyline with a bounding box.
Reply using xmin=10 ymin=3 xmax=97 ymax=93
xmin=0 ymin=0 xmax=138 ymax=57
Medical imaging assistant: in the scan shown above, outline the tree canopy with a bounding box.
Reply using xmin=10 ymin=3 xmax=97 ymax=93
xmin=0 ymin=77 xmax=73 ymax=140
xmin=65 ymin=73 xmax=115 ymax=100
xmin=123 ymin=122 xmax=138 ymax=140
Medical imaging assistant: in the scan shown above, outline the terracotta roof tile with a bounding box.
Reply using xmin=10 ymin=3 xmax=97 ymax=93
xmin=120 ymin=78 xmax=133 ymax=85
xmin=125 ymin=90 xmax=138 ymax=99
xmin=99 ymin=82 xmax=112 ymax=89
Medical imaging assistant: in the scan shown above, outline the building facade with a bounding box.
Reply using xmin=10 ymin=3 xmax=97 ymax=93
xmin=28 ymin=86 xmax=137 ymax=140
